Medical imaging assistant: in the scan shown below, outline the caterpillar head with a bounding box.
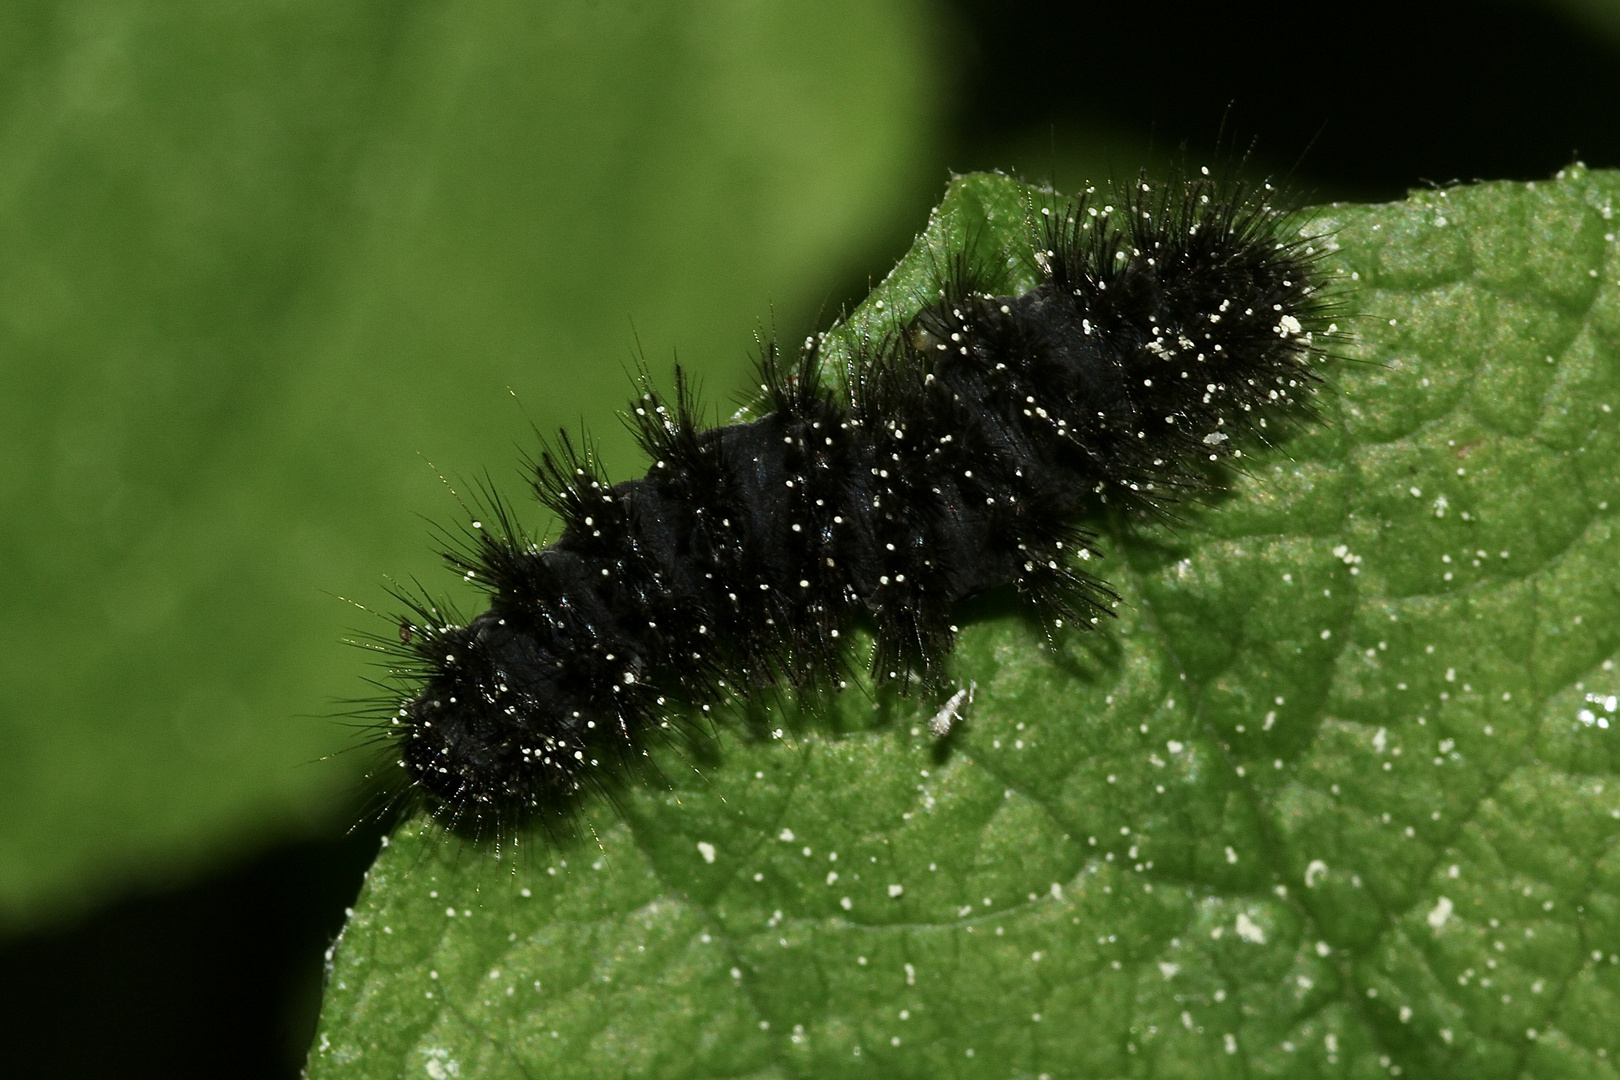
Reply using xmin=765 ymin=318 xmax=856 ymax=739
xmin=398 ymin=611 xmax=596 ymax=824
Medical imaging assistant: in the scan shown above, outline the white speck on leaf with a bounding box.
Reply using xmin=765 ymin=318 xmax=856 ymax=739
xmin=1428 ymin=896 xmax=1455 ymax=930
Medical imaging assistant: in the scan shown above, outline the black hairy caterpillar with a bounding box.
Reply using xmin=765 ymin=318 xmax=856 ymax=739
xmin=368 ymin=170 xmax=1332 ymax=833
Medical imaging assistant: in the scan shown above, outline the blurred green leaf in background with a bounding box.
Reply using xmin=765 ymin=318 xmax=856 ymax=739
xmin=0 ymin=0 xmax=940 ymax=927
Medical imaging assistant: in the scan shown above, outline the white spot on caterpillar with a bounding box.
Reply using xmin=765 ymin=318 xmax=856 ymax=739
xmin=697 ymin=842 xmax=717 ymax=864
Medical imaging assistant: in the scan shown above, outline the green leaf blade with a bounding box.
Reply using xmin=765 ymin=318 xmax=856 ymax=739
xmin=312 ymin=168 xmax=1620 ymax=1079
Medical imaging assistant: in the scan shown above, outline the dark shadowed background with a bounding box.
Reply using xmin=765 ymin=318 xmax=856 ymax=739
xmin=1 ymin=0 xmax=1616 ymax=1074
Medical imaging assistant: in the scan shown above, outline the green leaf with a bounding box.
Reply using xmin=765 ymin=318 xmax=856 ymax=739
xmin=0 ymin=2 xmax=938 ymax=925
xmin=311 ymin=168 xmax=1620 ymax=1078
